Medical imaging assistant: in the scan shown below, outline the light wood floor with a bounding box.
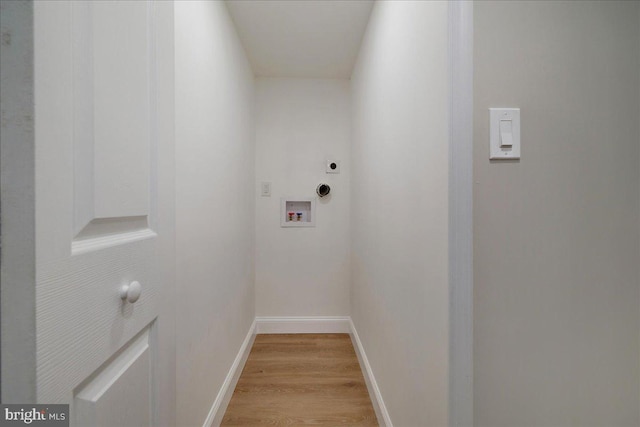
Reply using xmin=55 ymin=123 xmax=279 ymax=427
xmin=221 ymin=333 xmax=378 ymax=426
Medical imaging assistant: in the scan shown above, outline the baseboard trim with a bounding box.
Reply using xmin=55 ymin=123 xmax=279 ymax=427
xmin=255 ymin=316 xmax=351 ymax=334
xmin=349 ymin=319 xmax=393 ymax=427
xmin=204 ymin=320 xmax=256 ymax=427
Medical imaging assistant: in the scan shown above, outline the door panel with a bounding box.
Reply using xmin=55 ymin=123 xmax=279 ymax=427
xmin=34 ymin=1 xmax=172 ymax=425
xmin=72 ymin=0 xmax=154 ymax=244
xmin=75 ymin=328 xmax=152 ymax=427
xmin=91 ymin=1 xmax=151 ymax=221
xmin=37 ymin=241 xmax=158 ymax=404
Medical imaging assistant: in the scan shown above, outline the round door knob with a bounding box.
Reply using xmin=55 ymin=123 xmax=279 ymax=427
xmin=120 ymin=281 xmax=142 ymax=303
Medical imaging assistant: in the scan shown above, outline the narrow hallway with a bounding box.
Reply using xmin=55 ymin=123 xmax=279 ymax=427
xmin=222 ymin=334 xmax=377 ymax=425
xmin=2 ymin=1 xmax=639 ymax=426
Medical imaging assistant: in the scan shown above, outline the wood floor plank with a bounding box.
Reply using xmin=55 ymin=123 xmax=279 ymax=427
xmin=221 ymin=333 xmax=378 ymax=426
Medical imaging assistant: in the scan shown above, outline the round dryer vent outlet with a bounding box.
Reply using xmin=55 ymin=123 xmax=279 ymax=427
xmin=316 ymin=183 xmax=331 ymax=198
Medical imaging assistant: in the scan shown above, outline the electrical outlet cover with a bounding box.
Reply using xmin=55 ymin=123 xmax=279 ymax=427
xmin=326 ymin=160 xmax=340 ymax=174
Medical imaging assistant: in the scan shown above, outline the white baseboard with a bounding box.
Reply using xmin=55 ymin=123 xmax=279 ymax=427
xmin=255 ymin=316 xmax=351 ymax=334
xmin=204 ymin=320 xmax=256 ymax=427
xmin=349 ymin=319 xmax=393 ymax=427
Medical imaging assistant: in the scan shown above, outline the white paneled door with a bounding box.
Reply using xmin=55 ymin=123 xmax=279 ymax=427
xmin=34 ymin=1 xmax=174 ymax=426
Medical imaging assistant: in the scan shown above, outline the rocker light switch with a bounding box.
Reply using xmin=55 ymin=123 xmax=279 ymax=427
xmin=499 ymin=120 xmax=513 ymax=147
xmin=490 ymin=108 xmax=520 ymax=160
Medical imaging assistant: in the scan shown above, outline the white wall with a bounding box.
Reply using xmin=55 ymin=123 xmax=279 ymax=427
xmin=255 ymin=78 xmax=351 ymax=316
xmin=350 ymin=2 xmax=450 ymax=426
xmin=175 ymin=2 xmax=255 ymax=426
xmin=474 ymin=2 xmax=640 ymax=426
xmin=0 ymin=0 xmax=36 ymax=403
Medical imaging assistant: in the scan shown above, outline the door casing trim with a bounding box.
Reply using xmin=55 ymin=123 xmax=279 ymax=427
xmin=448 ymin=1 xmax=474 ymax=426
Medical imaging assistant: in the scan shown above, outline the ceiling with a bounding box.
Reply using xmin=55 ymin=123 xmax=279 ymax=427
xmin=226 ymin=0 xmax=374 ymax=79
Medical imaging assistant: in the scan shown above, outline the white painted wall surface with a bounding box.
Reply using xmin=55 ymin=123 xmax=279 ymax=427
xmin=350 ymin=2 xmax=450 ymax=426
xmin=474 ymin=2 xmax=640 ymax=426
xmin=175 ymin=2 xmax=255 ymax=426
xmin=255 ymin=78 xmax=351 ymax=316
xmin=0 ymin=0 xmax=36 ymax=403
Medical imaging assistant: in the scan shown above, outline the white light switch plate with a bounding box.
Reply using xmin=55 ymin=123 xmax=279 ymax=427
xmin=261 ymin=182 xmax=271 ymax=197
xmin=490 ymin=108 xmax=520 ymax=160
